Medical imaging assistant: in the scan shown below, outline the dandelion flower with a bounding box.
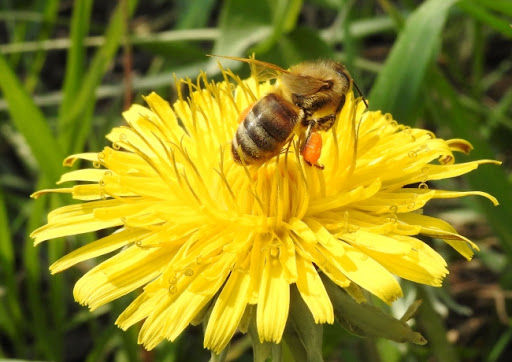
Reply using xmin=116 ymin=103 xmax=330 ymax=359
xmin=31 ymin=66 xmax=499 ymax=354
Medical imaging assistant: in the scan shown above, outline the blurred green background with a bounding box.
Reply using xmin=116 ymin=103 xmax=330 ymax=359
xmin=1 ymin=0 xmax=511 ymax=361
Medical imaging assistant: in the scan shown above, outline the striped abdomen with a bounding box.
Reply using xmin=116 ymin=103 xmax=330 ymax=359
xmin=232 ymin=93 xmax=302 ymax=165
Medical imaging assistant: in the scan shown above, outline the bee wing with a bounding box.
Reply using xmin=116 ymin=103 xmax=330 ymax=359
xmin=280 ymin=73 xmax=329 ymax=96
xmin=207 ymin=54 xmax=288 ymax=82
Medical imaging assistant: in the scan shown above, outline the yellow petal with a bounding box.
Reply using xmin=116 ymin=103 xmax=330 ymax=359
xmin=304 ymin=218 xmax=345 ymax=257
xmin=257 ymin=255 xmax=289 ymax=343
xmin=31 ymin=188 xmax=73 ymax=199
xmin=324 ymin=90 xmax=358 ymax=185
xmin=50 ymin=228 xmax=149 ymax=273
xmin=296 ymin=255 xmax=334 ymax=323
xmin=73 ymin=245 xmax=168 ymax=310
xmin=344 ymin=231 xmax=448 ymax=286
xmin=421 ymin=160 xmax=500 ymax=181
xmin=355 ymin=188 xmax=436 ymax=214
xmin=32 ymin=213 xmax=123 ymax=244
xmin=432 ymin=189 xmax=499 ymax=206
xmin=204 ymin=270 xmax=251 ymax=353
xmin=307 ymin=178 xmax=382 ymax=215
xmin=329 ymin=237 xmax=403 ymax=304
xmin=56 ymin=169 xmax=108 ymax=184
xmin=162 ymin=259 xmax=233 ymax=342
xmin=446 ymin=138 xmax=473 ymax=154
xmin=398 ymin=213 xmax=477 ymax=259
xmin=116 ymin=289 xmax=168 ymax=331
xmin=63 ymin=152 xmax=99 ymax=167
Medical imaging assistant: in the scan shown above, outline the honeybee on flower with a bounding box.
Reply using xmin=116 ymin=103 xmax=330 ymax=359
xmin=31 ymin=56 xmax=499 ymax=356
xmin=212 ymin=55 xmax=366 ymax=169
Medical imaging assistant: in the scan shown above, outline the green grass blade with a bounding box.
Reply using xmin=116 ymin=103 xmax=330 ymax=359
xmin=458 ymin=0 xmax=512 ymax=37
xmin=24 ymin=0 xmax=59 ymax=92
xmin=0 ymin=189 xmax=25 ymax=354
xmin=210 ymin=0 xmax=273 ymax=58
xmin=254 ymin=27 xmax=335 ymax=69
xmin=0 ymin=53 xmax=64 ymax=182
xmin=417 ymin=287 xmax=459 ymax=362
xmin=46 ymin=196 xmax=66 ymax=361
xmin=57 ymin=0 xmax=138 ymax=155
xmin=487 ymin=325 xmax=512 ymax=362
xmin=368 ymin=0 xmax=457 ymax=123
xmin=85 ymin=323 xmax=120 ymax=362
xmin=252 ymin=0 xmax=303 ymax=54
xmin=478 ymin=0 xmax=512 ymax=16
xmin=0 ymin=189 xmax=15 ymax=307
xmin=24 ymin=185 xmax=59 ymax=360
xmin=5 ymin=8 xmax=29 ymax=66
xmin=488 ymin=88 xmax=512 ymax=130
xmin=58 ymin=0 xmax=94 ymax=117
xmin=176 ymin=0 xmax=216 ymax=29
xmin=428 ymin=68 xmax=512 ymax=258
xmin=376 ymin=0 xmax=405 ymax=28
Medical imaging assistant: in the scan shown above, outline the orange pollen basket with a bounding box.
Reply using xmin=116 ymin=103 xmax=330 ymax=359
xmin=301 ymin=131 xmax=322 ymax=166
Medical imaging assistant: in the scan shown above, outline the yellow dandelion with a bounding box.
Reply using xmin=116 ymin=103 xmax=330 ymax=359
xmin=31 ymin=64 xmax=498 ymax=354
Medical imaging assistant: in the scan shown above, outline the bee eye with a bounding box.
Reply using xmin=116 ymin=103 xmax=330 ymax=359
xmin=321 ymin=81 xmax=333 ymax=90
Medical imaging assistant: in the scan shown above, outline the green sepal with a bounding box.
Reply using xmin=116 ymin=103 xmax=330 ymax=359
xmin=209 ymin=347 xmax=230 ymax=362
xmin=248 ymin=312 xmax=282 ymax=362
xmin=282 ymin=285 xmax=324 ymax=362
xmin=200 ymin=296 xmax=229 ymax=362
xmin=239 ymin=303 xmax=254 ymax=334
xmin=321 ymin=274 xmax=427 ymax=345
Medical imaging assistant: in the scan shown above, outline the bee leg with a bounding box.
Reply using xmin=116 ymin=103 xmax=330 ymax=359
xmin=284 ymin=134 xmax=295 ymax=154
xmin=279 ymin=134 xmax=296 ymax=162
xmin=314 ymin=114 xmax=336 ymax=132
xmin=300 ymin=126 xmax=324 ymax=169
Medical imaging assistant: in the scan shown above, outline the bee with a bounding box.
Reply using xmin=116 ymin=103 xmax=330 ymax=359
xmin=210 ymin=55 xmax=364 ymax=169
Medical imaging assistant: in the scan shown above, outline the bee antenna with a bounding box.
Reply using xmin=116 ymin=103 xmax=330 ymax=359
xmin=352 ymin=80 xmax=368 ymax=108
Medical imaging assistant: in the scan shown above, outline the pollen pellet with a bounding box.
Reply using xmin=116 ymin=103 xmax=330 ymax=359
xmin=301 ymin=132 xmax=322 ymax=166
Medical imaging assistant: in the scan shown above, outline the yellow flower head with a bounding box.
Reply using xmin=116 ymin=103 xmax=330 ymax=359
xmin=31 ymin=66 xmax=498 ymax=353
